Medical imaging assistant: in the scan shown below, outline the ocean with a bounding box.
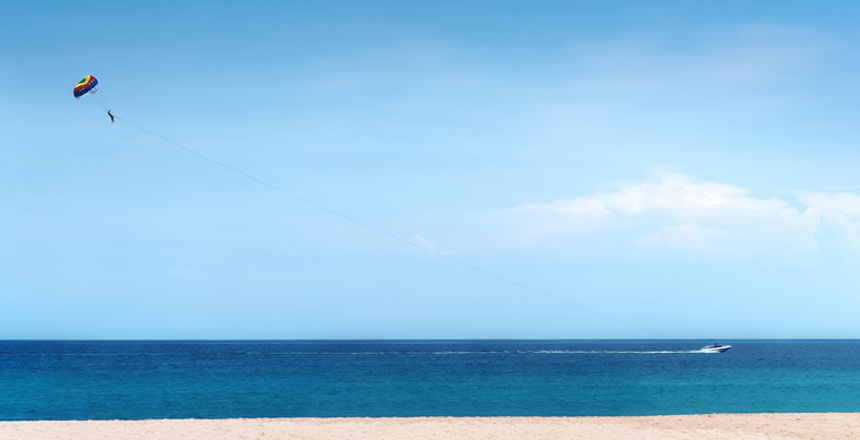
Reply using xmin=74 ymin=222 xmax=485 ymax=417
xmin=1 ymin=340 xmax=859 ymax=420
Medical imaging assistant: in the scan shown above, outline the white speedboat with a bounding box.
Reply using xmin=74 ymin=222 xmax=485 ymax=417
xmin=700 ymin=343 xmax=731 ymax=353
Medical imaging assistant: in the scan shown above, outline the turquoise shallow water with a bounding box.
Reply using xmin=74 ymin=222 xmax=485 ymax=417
xmin=1 ymin=340 xmax=859 ymax=420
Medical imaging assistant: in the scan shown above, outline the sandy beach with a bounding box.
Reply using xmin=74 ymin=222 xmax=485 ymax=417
xmin=2 ymin=413 xmax=858 ymax=440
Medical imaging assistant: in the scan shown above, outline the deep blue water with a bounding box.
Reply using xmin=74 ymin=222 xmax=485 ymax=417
xmin=1 ymin=340 xmax=859 ymax=420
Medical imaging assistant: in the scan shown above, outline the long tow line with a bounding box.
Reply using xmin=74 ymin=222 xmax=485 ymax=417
xmin=114 ymin=115 xmax=671 ymax=339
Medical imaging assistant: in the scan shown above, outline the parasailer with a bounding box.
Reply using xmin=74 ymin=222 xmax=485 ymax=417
xmin=74 ymin=75 xmax=114 ymax=123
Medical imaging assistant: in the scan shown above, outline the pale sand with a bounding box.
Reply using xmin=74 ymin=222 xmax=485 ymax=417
xmin=2 ymin=414 xmax=859 ymax=440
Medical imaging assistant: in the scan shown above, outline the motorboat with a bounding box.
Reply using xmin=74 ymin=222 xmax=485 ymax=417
xmin=700 ymin=343 xmax=731 ymax=353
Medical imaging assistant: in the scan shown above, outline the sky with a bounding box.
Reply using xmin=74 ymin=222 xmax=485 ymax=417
xmin=2 ymin=1 xmax=860 ymax=339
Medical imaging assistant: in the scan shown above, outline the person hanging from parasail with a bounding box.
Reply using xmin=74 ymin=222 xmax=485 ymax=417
xmin=74 ymin=75 xmax=115 ymax=123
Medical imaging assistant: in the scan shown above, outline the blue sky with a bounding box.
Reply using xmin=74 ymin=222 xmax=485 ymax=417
xmin=3 ymin=1 xmax=860 ymax=339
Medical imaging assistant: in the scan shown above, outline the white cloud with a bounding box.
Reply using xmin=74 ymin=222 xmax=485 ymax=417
xmin=509 ymin=196 xmax=613 ymax=239
xmin=637 ymin=224 xmax=727 ymax=251
xmin=408 ymin=232 xmax=438 ymax=253
xmin=499 ymin=172 xmax=821 ymax=255
xmin=797 ymin=191 xmax=860 ymax=213
xmin=797 ymin=191 xmax=860 ymax=249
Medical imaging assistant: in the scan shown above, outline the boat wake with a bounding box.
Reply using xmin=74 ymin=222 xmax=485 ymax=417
xmin=229 ymin=349 xmax=713 ymax=356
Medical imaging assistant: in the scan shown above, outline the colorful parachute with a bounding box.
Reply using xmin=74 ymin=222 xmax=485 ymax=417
xmin=73 ymin=75 xmax=99 ymax=99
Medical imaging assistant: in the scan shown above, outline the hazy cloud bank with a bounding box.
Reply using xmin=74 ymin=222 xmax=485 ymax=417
xmin=417 ymin=173 xmax=860 ymax=259
xmin=501 ymin=173 xmax=822 ymax=256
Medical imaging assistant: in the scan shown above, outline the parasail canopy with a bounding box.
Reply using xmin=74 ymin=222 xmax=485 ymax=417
xmin=73 ymin=75 xmax=99 ymax=99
